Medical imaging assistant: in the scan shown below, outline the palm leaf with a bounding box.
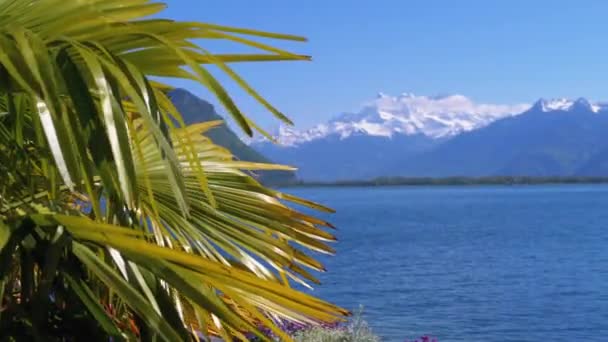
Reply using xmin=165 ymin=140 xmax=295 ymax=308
xmin=0 ymin=1 xmax=346 ymax=340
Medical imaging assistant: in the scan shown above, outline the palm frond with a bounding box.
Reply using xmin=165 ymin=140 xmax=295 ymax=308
xmin=0 ymin=1 xmax=345 ymax=341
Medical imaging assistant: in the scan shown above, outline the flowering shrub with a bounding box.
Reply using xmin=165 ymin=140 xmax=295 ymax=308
xmin=292 ymin=313 xmax=379 ymax=342
xmin=247 ymin=307 xmax=438 ymax=341
xmin=246 ymin=320 xmax=341 ymax=341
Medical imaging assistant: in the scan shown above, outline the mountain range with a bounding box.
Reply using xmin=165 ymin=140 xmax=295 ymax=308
xmin=252 ymin=93 xmax=608 ymax=181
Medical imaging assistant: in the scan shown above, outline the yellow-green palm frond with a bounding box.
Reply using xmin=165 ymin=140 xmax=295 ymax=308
xmin=0 ymin=1 xmax=345 ymax=341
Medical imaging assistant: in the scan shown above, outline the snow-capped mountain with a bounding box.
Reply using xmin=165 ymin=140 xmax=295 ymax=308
xmin=252 ymin=95 xmax=608 ymax=181
xmin=394 ymin=96 xmax=608 ymax=177
xmin=255 ymin=93 xmax=531 ymax=146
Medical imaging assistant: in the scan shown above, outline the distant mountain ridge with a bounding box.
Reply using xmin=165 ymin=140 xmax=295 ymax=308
xmin=258 ymin=133 xmax=438 ymax=181
xmin=397 ymin=98 xmax=608 ymax=177
xmin=168 ymin=89 xmax=295 ymax=185
xmin=253 ymin=93 xmax=608 ymax=181
xmin=253 ymin=93 xmax=530 ymax=146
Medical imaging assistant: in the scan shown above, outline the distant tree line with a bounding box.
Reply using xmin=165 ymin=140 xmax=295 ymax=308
xmin=282 ymin=176 xmax=608 ymax=187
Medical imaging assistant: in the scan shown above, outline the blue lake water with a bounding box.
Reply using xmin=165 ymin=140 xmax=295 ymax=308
xmin=286 ymin=185 xmax=608 ymax=342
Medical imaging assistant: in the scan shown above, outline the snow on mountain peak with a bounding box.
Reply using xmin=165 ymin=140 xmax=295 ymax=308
xmin=253 ymin=93 xmax=532 ymax=146
xmin=536 ymin=98 xmax=574 ymax=111
xmin=534 ymin=97 xmax=602 ymax=113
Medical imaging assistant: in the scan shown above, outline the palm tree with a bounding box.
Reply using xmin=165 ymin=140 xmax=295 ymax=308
xmin=0 ymin=1 xmax=347 ymax=340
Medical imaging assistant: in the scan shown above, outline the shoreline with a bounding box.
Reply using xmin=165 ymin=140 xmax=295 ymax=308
xmin=274 ymin=176 xmax=608 ymax=188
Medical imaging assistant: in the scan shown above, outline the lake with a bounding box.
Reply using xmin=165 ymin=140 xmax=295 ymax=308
xmin=286 ymin=185 xmax=608 ymax=342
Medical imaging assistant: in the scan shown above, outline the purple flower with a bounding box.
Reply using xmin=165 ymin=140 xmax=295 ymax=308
xmin=405 ymin=336 xmax=438 ymax=342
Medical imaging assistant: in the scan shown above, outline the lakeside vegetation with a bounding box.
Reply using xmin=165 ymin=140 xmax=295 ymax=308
xmin=283 ymin=176 xmax=608 ymax=187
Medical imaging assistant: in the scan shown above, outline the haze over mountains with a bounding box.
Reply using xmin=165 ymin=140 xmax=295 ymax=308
xmin=252 ymin=94 xmax=608 ymax=181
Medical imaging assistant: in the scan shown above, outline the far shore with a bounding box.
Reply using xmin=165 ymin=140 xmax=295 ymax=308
xmin=275 ymin=176 xmax=608 ymax=188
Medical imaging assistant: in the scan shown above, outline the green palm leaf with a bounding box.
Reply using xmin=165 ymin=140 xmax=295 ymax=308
xmin=0 ymin=1 xmax=346 ymax=340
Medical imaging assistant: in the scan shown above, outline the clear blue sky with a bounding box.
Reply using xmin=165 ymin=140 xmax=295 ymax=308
xmin=163 ymin=0 xmax=608 ymax=130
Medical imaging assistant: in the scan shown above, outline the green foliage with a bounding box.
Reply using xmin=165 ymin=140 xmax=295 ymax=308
xmin=293 ymin=309 xmax=380 ymax=342
xmin=0 ymin=1 xmax=345 ymax=341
